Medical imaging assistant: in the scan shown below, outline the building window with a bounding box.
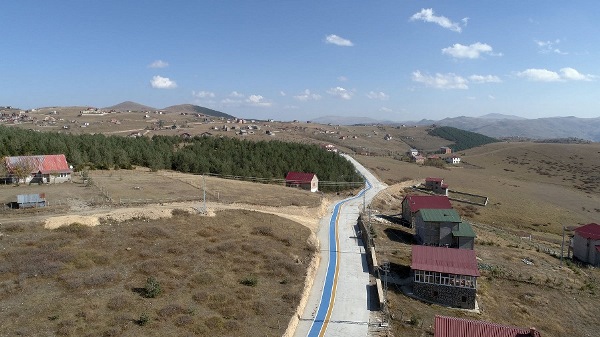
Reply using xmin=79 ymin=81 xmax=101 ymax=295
xmin=461 ymin=296 xmax=467 ymax=303
xmin=433 ymin=291 xmax=439 ymax=298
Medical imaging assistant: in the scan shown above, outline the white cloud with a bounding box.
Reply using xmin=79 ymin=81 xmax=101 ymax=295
xmin=461 ymin=17 xmax=469 ymax=26
xmin=338 ymin=76 xmax=348 ymax=82
xmin=149 ymin=60 xmax=169 ymax=68
xmin=221 ymin=98 xmax=242 ymax=105
xmin=327 ymin=87 xmax=353 ymax=100
xmin=535 ymin=39 xmax=567 ymax=55
xmin=442 ymin=42 xmax=500 ymax=59
xmin=469 ymin=74 xmax=502 ymax=83
xmin=379 ymin=107 xmax=393 ymax=113
xmin=280 ymin=91 xmax=286 ymax=96
xmin=515 ymin=68 xmax=595 ymax=82
xmin=488 ymin=95 xmax=496 ymax=100
xmin=412 ymin=71 xmax=468 ymax=89
xmin=284 ymin=105 xmax=299 ymax=110
xmin=246 ymin=94 xmax=272 ymax=107
xmin=294 ymin=89 xmax=322 ymax=101
xmin=559 ymin=67 xmax=594 ymax=81
xmin=410 ymin=8 xmax=462 ymax=33
xmin=229 ymin=91 xmax=244 ymax=98
xmin=466 ymin=96 xmax=476 ymax=100
xmin=192 ymin=90 xmax=215 ymax=98
xmin=366 ymin=91 xmax=389 ymax=100
xmin=325 ymin=34 xmax=354 ymax=47
xmin=151 ymin=75 xmax=177 ymax=89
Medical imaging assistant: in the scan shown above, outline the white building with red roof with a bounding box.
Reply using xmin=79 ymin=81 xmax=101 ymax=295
xmin=572 ymin=223 xmax=600 ymax=266
xmin=411 ymin=245 xmax=480 ymax=309
xmin=434 ymin=315 xmax=541 ymax=337
xmin=4 ymin=154 xmax=72 ymax=184
xmin=285 ymin=172 xmax=318 ymax=192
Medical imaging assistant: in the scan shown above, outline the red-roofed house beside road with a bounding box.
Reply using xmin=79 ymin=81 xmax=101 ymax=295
xmin=411 ymin=245 xmax=480 ymax=309
xmin=572 ymin=223 xmax=600 ymax=266
xmin=434 ymin=315 xmax=541 ymax=337
xmin=401 ymin=195 xmax=452 ymax=228
xmin=4 ymin=154 xmax=72 ymax=184
xmin=285 ymin=172 xmax=318 ymax=192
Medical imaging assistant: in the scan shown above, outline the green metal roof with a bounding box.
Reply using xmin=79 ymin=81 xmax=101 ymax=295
xmin=418 ymin=208 xmax=461 ymax=223
xmin=452 ymin=222 xmax=477 ymax=238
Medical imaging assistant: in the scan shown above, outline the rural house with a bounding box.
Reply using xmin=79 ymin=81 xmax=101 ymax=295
xmin=401 ymin=195 xmax=452 ymax=228
xmin=440 ymin=146 xmax=452 ymax=154
xmin=434 ymin=315 xmax=542 ymax=337
xmin=425 ymin=177 xmax=449 ymax=195
xmin=285 ymin=172 xmax=319 ymax=192
xmin=452 ymin=222 xmax=477 ymax=250
xmin=572 ymin=223 xmax=600 ymax=266
xmin=445 ymin=156 xmax=461 ymax=165
xmin=411 ymin=245 xmax=480 ymax=309
xmin=414 ymin=208 xmax=473 ymax=248
xmin=3 ymin=154 xmax=72 ymax=184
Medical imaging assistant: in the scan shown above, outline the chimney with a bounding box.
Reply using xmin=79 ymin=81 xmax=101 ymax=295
xmin=530 ymin=327 xmax=538 ymax=336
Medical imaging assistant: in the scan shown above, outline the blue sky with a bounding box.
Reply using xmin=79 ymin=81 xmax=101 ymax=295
xmin=1 ymin=1 xmax=599 ymax=121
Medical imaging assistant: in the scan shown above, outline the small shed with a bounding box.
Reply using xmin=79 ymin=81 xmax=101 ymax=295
xmin=401 ymin=195 xmax=452 ymax=228
xmin=572 ymin=223 xmax=600 ymax=266
xmin=425 ymin=177 xmax=448 ymax=195
xmin=16 ymin=193 xmax=46 ymax=209
xmin=414 ymin=208 xmax=463 ymax=247
xmin=452 ymin=222 xmax=476 ymax=250
xmin=285 ymin=172 xmax=318 ymax=192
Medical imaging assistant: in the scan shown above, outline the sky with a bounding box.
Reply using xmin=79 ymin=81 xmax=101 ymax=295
xmin=1 ymin=1 xmax=599 ymax=121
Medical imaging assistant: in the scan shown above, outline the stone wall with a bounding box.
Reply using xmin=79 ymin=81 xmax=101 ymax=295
xmin=413 ymin=282 xmax=476 ymax=309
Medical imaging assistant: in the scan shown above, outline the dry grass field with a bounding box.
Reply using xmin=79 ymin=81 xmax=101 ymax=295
xmin=0 ymin=209 xmax=315 ymax=337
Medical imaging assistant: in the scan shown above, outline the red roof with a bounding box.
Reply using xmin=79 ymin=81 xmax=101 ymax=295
xmin=426 ymin=177 xmax=444 ymax=182
xmin=411 ymin=245 xmax=480 ymax=276
xmin=5 ymin=154 xmax=71 ymax=174
xmin=285 ymin=171 xmax=317 ymax=183
xmin=574 ymin=223 xmax=600 ymax=240
xmin=403 ymin=195 xmax=452 ymax=213
xmin=434 ymin=315 xmax=541 ymax=337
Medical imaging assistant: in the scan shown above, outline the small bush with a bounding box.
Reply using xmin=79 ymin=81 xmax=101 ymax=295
xmin=240 ymin=276 xmax=258 ymax=287
xmin=144 ymin=277 xmax=162 ymax=298
xmin=136 ymin=313 xmax=149 ymax=326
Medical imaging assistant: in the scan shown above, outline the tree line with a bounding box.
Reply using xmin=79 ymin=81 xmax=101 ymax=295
xmin=0 ymin=126 xmax=363 ymax=190
xmin=428 ymin=126 xmax=499 ymax=152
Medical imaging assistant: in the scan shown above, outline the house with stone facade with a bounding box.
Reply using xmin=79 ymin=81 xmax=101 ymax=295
xmin=411 ymin=245 xmax=480 ymax=309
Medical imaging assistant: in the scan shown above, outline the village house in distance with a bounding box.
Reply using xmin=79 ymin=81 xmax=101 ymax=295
xmin=572 ymin=223 xmax=600 ymax=266
xmin=3 ymin=154 xmax=72 ymax=184
xmin=285 ymin=172 xmax=318 ymax=192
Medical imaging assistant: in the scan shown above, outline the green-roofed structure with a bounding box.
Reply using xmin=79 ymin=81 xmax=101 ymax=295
xmin=452 ymin=222 xmax=476 ymax=250
xmin=415 ymin=209 xmax=476 ymax=250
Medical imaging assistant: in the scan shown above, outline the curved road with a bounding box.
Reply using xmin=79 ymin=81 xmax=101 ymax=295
xmin=294 ymin=155 xmax=386 ymax=337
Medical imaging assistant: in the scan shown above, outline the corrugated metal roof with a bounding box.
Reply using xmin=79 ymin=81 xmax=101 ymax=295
xmin=403 ymin=195 xmax=452 ymax=213
xmin=5 ymin=154 xmax=71 ymax=174
xmin=419 ymin=208 xmax=461 ymax=223
xmin=434 ymin=315 xmax=541 ymax=337
xmin=411 ymin=245 xmax=480 ymax=276
xmin=452 ymin=222 xmax=476 ymax=238
xmin=285 ymin=171 xmax=317 ymax=183
xmin=17 ymin=193 xmax=46 ymax=204
xmin=574 ymin=223 xmax=600 ymax=240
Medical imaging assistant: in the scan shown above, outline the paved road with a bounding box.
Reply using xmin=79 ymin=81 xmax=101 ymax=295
xmin=294 ymin=155 xmax=386 ymax=337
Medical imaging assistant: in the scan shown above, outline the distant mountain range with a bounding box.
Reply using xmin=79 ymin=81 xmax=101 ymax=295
xmin=103 ymin=101 xmax=235 ymax=119
xmin=313 ymin=113 xmax=600 ymax=142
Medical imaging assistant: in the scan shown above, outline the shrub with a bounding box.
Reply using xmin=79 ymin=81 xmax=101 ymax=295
xmin=240 ymin=276 xmax=258 ymax=287
xmin=136 ymin=313 xmax=149 ymax=326
xmin=144 ymin=277 xmax=162 ymax=298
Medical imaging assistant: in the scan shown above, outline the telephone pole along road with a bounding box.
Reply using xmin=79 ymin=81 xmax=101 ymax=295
xmin=294 ymin=154 xmax=386 ymax=337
